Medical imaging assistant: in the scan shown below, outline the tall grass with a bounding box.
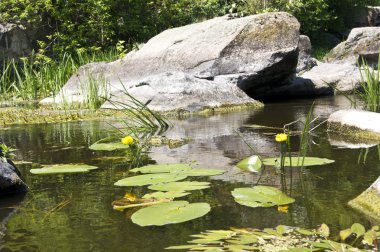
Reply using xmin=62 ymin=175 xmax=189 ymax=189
xmin=358 ymin=56 xmax=380 ymax=112
xmin=0 ymin=49 xmax=118 ymax=103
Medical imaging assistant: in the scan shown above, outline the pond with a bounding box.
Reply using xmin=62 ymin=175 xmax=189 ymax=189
xmin=1 ymin=96 xmax=380 ymax=251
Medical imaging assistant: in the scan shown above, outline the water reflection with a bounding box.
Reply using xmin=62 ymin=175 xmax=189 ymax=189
xmin=0 ymin=96 xmax=379 ymax=251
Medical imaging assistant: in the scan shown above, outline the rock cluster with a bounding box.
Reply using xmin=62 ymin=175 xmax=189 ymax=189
xmin=41 ymin=12 xmax=301 ymax=112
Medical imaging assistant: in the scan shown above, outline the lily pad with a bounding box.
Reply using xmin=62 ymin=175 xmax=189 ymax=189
xmin=262 ymin=157 xmax=335 ymax=167
xmin=182 ymin=168 xmax=225 ymax=177
xmin=236 ymin=155 xmax=263 ymax=173
xmin=130 ymin=163 xmax=192 ymax=173
xmin=89 ymin=142 xmax=130 ymax=151
xmin=231 ymin=186 xmax=295 ymax=208
xmin=131 ymin=201 xmax=211 ymax=226
xmin=148 ymin=181 xmax=210 ymax=191
xmin=114 ymin=173 xmax=187 ymax=187
xmin=30 ymin=163 xmax=98 ymax=175
xmin=142 ymin=191 xmax=190 ymax=200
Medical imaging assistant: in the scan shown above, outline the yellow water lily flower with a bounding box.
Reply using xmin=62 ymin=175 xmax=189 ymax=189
xmin=121 ymin=136 xmax=134 ymax=145
xmin=275 ymin=133 xmax=288 ymax=143
xmin=277 ymin=205 xmax=289 ymax=213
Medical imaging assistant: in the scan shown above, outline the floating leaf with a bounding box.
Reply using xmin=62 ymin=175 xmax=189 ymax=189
xmin=231 ymin=186 xmax=295 ymax=208
xmin=236 ymin=155 xmax=263 ymax=173
xmin=318 ymin=223 xmax=330 ymax=237
xmin=295 ymin=228 xmax=316 ymax=236
xmin=30 ymin=163 xmax=98 ymax=175
xmin=166 ymin=245 xmax=211 ymax=250
xmin=130 ymin=164 xmax=192 ymax=173
xmin=262 ymin=157 xmax=335 ymax=167
xmin=148 ymin=181 xmax=210 ymax=191
xmin=114 ymin=173 xmax=187 ymax=187
xmin=182 ymin=168 xmax=225 ymax=177
xmin=112 ymin=199 xmax=170 ymax=211
xmin=363 ymin=230 xmax=377 ymax=245
xmin=131 ymin=201 xmax=210 ymax=226
xmin=351 ymin=223 xmax=366 ymax=237
xmin=142 ymin=191 xmax=190 ymax=200
xmin=89 ymin=142 xmax=130 ymax=151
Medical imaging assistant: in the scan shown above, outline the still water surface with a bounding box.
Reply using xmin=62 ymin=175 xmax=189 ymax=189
xmin=1 ymin=96 xmax=380 ymax=251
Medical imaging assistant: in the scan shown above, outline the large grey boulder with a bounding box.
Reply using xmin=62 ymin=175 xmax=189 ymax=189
xmin=0 ymin=23 xmax=32 ymax=60
xmin=0 ymin=160 xmax=28 ymax=196
xmin=41 ymin=12 xmax=300 ymax=112
xmin=324 ymin=27 xmax=380 ymax=67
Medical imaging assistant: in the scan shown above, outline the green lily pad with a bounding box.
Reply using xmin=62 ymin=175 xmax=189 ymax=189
xmin=142 ymin=191 xmax=190 ymax=200
xmin=262 ymin=157 xmax=335 ymax=167
xmin=236 ymin=155 xmax=263 ymax=173
xmin=89 ymin=142 xmax=130 ymax=151
xmin=148 ymin=181 xmax=210 ymax=191
xmin=30 ymin=163 xmax=98 ymax=175
xmin=114 ymin=173 xmax=187 ymax=187
xmin=182 ymin=168 xmax=225 ymax=177
xmin=130 ymin=163 xmax=192 ymax=173
xmin=131 ymin=201 xmax=211 ymax=226
xmin=231 ymin=186 xmax=295 ymax=208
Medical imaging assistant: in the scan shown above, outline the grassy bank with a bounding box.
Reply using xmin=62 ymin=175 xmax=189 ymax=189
xmin=0 ymin=49 xmax=119 ymax=104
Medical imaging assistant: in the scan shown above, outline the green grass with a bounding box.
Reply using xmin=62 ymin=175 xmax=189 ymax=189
xmin=358 ymin=56 xmax=380 ymax=112
xmin=0 ymin=49 xmax=118 ymax=105
xmin=311 ymin=46 xmax=331 ymax=61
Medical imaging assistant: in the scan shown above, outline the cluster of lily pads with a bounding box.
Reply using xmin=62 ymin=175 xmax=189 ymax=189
xmin=112 ymin=163 xmax=225 ymax=226
xmin=167 ymin=223 xmax=380 ymax=251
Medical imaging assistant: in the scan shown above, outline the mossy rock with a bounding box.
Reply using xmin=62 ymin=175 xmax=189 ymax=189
xmin=348 ymin=177 xmax=380 ymax=221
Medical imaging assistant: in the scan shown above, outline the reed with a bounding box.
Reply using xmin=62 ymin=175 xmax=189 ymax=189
xmin=0 ymin=49 xmax=118 ymax=103
xmin=358 ymin=56 xmax=380 ymax=112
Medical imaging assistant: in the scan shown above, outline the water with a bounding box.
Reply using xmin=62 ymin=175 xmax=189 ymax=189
xmin=1 ymin=96 xmax=380 ymax=251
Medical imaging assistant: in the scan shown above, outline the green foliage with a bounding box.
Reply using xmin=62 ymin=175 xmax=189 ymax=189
xmin=0 ymin=50 xmax=118 ymax=102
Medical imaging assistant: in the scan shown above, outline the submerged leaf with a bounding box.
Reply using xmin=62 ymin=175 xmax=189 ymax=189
xmin=231 ymin=186 xmax=295 ymax=208
xmin=89 ymin=142 xmax=130 ymax=151
xmin=339 ymin=228 xmax=352 ymax=241
xmin=181 ymin=168 xmax=225 ymax=177
xmin=130 ymin=163 xmax=192 ymax=173
xmin=142 ymin=191 xmax=190 ymax=200
xmin=236 ymin=155 xmax=263 ymax=173
xmin=148 ymin=181 xmax=210 ymax=191
xmin=114 ymin=173 xmax=187 ymax=187
xmin=262 ymin=157 xmax=335 ymax=167
xmin=30 ymin=163 xmax=98 ymax=175
xmin=131 ymin=201 xmax=211 ymax=226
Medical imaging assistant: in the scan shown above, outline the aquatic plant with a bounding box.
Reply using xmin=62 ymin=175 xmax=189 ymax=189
xmin=131 ymin=201 xmax=211 ymax=227
xmin=0 ymin=142 xmax=16 ymax=161
xmin=167 ymin=223 xmax=380 ymax=251
xmin=358 ymin=55 xmax=380 ymax=112
xmin=30 ymin=163 xmax=98 ymax=175
xmin=231 ymin=186 xmax=295 ymax=208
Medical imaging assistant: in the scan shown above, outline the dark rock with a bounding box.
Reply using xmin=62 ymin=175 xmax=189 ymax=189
xmin=297 ymin=35 xmax=317 ymax=73
xmin=0 ymin=23 xmax=32 ymax=61
xmin=0 ymin=160 xmax=28 ymax=196
xmin=368 ymin=6 xmax=380 ymax=26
